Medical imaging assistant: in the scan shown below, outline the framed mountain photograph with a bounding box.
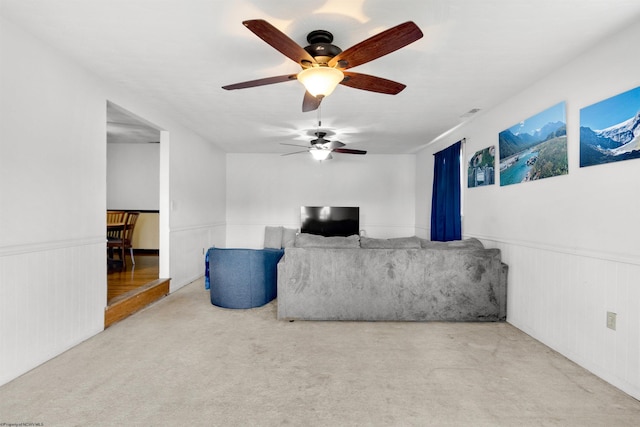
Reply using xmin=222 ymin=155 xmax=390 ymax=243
xmin=468 ymin=146 xmax=495 ymax=187
xmin=579 ymin=86 xmax=640 ymax=168
xmin=499 ymin=102 xmax=568 ymax=186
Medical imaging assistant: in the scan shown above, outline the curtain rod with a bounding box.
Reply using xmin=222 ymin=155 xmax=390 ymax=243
xmin=433 ymin=138 xmax=465 ymax=155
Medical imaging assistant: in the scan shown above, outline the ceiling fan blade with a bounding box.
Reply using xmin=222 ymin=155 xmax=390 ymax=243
xmin=281 ymin=150 xmax=309 ymax=156
xmin=333 ymin=148 xmax=367 ymax=155
xmin=322 ymin=140 xmax=346 ymax=149
xmin=280 ymin=142 xmax=309 ymax=150
xmin=280 ymin=142 xmax=310 ymax=148
xmin=302 ymin=91 xmax=322 ymax=112
xmin=328 ymin=21 xmax=423 ymax=70
xmin=340 ymin=72 xmax=406 ymax=94
xmin=222 ymin=74 xmax=297 ymax=90
xmin=242 ymin=20 xmax=316 ymax=65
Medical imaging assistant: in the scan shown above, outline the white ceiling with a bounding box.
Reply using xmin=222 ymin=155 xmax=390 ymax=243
xmin=106 ymin=101 xmax=161 ymax=144
xmin=3 ymin=0 xmax=640 ymax=154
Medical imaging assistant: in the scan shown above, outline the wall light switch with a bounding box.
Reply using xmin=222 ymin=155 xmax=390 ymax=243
xmin=606 ymin=311 xmax=617 ymax=330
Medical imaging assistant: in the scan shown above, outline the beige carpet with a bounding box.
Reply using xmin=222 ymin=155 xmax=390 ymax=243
xmin=1 ymin=278 xmax=639 ymax=426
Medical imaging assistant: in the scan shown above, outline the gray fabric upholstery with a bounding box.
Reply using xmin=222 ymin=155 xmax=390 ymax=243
xmin=418 ymin=237 xmax=485 ymax=250
xmin=360 ymin=236 xmax=422 ymax=249
xmin=264 ymin=226 xmax=284 ymax=249
xmin=277 ymin=245 xmax=507 ymax=322
xmin=282 ymin=228 xmax=297 ymax=248
xmin=294 ymin=233 xmax=360 ymax=248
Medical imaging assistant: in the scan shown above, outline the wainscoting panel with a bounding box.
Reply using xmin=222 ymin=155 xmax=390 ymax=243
xmin=0 ymin=240 xmax=106 ymax=386
xmin=169 ymin=223 xmax=225 ymax=292
xmin=477 ymin=237 xmax=640 ymax=400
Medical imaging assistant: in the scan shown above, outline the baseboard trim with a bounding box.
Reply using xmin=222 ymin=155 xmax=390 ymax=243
xmin=132 ymin=249 xmax=159 ymax=256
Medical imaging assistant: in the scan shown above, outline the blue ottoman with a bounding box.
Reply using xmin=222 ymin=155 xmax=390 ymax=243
xmin=206 ymin=247 xmax=284 ymax=309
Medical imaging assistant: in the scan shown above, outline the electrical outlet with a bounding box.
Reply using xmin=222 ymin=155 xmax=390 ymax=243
xmin=606 ymin=312 xmax=617 ymax=330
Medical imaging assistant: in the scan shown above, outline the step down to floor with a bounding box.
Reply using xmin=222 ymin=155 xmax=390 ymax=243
xmin=104 ymin=278 xmax=170 ymax=328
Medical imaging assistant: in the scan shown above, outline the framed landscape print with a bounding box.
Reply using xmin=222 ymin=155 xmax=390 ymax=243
xmin=499 ymin=102 xmax=568 ymax=186
xmin=579 ymin=86 xmax=640 ymax=168
xmin=468 ymin=146 xmax=495 ymax=187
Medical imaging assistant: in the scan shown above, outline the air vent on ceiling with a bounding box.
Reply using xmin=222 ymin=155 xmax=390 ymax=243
xmin=460 ymin=108 xmax=481 ymax=119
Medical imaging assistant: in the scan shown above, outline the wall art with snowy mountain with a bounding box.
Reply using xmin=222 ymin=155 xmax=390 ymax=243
xmin=498 ymin=102 xmax=568 ymax=186
xmin=580 ymin=86 xmax=640 ymax=168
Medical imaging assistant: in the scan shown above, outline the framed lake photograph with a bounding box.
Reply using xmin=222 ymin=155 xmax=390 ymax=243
xmin=468 ymin=145 xmax=495 ymax=187
xmin=499 ymin=102 xmax=568 ymax=186
xmin=579 ymin=86 xmax=640 ymax=168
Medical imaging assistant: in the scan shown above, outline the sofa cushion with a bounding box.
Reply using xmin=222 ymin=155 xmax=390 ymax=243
xmin=264 ymin=226 xmax=284 ymax=249
xmin=294 ymin=233 xmax=360 ymax=248
xmin=419 ymin=237 xmax=485 ymax=250
xmin=360 ymin=236 xmax=422 ymax=249
xmin=282 ymin=227 xmax=297 ymax=248
xmin=447 ymin=238 xmax=484 ymax=249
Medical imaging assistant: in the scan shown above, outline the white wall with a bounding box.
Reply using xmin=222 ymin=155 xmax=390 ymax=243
xmin=0 ymin=15 xmax=107 ymax=387
xmin=416 ymin=21 xmax=640 ymax=399
xmin=107 ymin=143 xmax=160 ymax=210
xmin=415 ymin=149 xmax=435 ymax=239
xmin=226 ymin=154 xmax=416 ymax=248
xmin=0 ymin=16 xmax=227 ymax=386
xmin=164 ymin=124 xmax=226 ymax=286
xmin=107 ymin=142 xmax=161 ymax=251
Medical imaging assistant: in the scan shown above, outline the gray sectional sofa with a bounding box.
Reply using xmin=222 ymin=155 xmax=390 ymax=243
xmin=277 ymin=234 xmax=508 ymax=322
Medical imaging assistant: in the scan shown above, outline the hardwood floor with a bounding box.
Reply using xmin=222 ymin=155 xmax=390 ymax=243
xmin=107 ymin=254 xmax=160 ymax=302
xmin=106 ymin=254 xmax=170 ymax=328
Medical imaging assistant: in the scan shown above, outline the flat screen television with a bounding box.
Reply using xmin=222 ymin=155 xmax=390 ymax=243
xmin=300 ymin=206 xmax=360 ymax=237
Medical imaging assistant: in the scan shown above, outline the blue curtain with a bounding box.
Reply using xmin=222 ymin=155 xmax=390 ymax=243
xmin=431 ymin=141 xmax=462 ymax=241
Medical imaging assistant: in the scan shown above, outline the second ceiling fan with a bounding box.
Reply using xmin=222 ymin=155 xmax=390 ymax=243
xmin=281 ymin=131 xmax=366 ymax=161
xmin=222 ymin=19 xmax=423 ymax=112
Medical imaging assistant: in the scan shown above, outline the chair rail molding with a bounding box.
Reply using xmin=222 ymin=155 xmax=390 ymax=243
xmin=465 ymin=233 xmax=640 ymax=267
xmin=0 ymin=236 xmax=106 ymax=257
xmin=170 ymin=222 xmax=226 ymax=234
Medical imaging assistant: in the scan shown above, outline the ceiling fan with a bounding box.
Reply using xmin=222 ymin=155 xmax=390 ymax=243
xmin=281 ymin=131 xmax=366 ymax=161
xmin=222 ymin=19 xmax=423 ymax=112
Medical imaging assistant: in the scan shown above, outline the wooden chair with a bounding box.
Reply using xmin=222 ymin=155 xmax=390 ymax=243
xmin=107 ymin=211 xmax=126 ymax=267
xmin=107 ymin=212 xmax=140 ymax=268
xmin=107 ymin=210 xmax=126 ymax=240
xmin=107 ymin=210 xmax=125 ymax=222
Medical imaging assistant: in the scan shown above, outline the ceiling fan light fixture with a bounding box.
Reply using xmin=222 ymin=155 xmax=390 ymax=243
xmin=297 ymin=66 xmax=344 ymax=98
xmin=310 ymin=148 xmax=332 ymax=161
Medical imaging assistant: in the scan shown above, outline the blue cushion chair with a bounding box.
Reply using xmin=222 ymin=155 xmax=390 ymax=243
xmin=206 ymin=247 xmax=284 ymax=309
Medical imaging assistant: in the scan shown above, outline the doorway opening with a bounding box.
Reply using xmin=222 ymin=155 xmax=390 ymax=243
xmin=105 ymin=101 xmax=170 ymax=327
